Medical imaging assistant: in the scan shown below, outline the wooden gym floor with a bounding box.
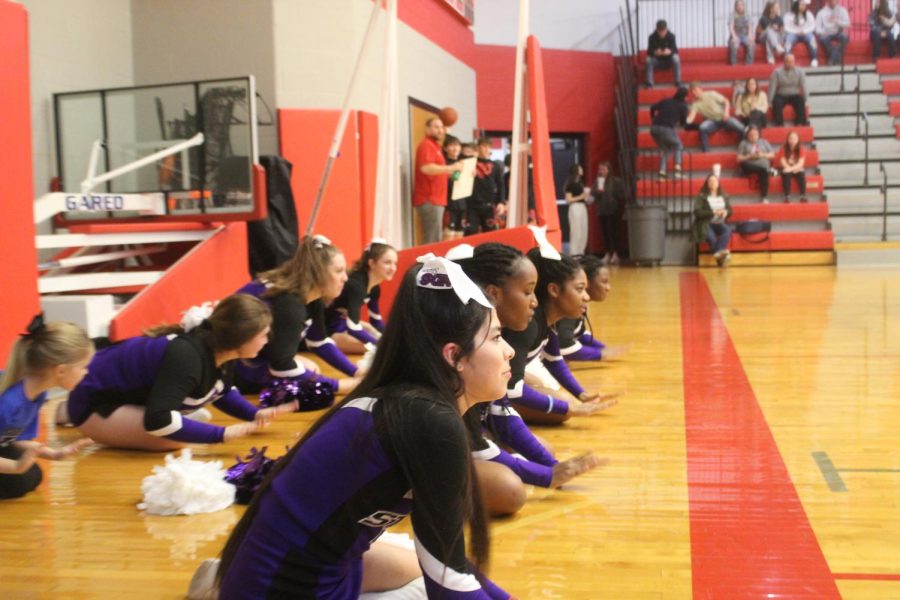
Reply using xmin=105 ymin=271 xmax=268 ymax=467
xmin=1 ymin=266 xmax=899 ymax=599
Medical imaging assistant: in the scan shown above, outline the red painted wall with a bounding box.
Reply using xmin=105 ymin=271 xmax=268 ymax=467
xmin=474 ymin=44 xmax=618 ymax=180
xmin=398 ymin=0 xmax=475 ymax=68
xmin=0 ymin=1 xmax=39 ymax=364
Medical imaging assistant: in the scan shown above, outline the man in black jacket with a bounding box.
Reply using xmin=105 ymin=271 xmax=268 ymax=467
xmin=646 ymin=19 xmax=682 ymax=88
xmin=465 ymin=138 xmax=506 ymax=235
xmin=649 ymin=86 xmax=690 ymax=179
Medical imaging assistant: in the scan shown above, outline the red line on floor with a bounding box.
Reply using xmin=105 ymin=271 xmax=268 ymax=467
xmin=679 ymin=272 xmax=840 ymax=599
xmin=833 ymin=573 xmax=900 ymax=581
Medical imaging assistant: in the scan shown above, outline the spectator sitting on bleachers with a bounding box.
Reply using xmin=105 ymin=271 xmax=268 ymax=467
xmin=784 ymin=0 xmax=819 ymax=67
xmin=769 ymin=53 xmax=809 ymax=126
xmin=757 ymin=1 xmax=786 ymax=65
xmin=816 ymin=0 xmax=851 ymax=66
xmin=686 ymin=82 xmax=746 ymax=153
xmin=692 ymin=174 xmax=733 ymax=267
xmin=645 ymin=19 xmax=681 ymax=88
xmin=737 ymin=126 xmax=776 ymax=204
xmin=869 ymin=0 xmax=898 ymax=61
xmin=729 ymin=0 xmax=756 ymax=65
xmin=649 ymin=86 xmax=690 ymax=180
xmin=776 ymin=130 xmax=808 ymax=203
xmin=735 ymin=77 xmax=769 ymax=130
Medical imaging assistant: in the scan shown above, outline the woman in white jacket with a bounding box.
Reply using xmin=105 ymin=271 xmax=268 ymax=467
xmin=784 ymin=0 xmax=819 ymax=66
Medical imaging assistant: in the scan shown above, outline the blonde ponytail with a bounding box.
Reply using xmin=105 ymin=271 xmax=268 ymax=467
xmin=0 ymin=320 xmax=94 ymax=395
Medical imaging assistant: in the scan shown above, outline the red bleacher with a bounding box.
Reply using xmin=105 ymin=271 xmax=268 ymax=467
xmin=644 ymin=40 xmax=873 ymax=85
xmin=636 ymin=150 xmax=819 ymax=171
xmin=634 ymin=44 xmax=842 ymax=263
xmin=636 ymin=176 xmax=823 ymax=197
xmin=699 ymin=231 xmax=834 ymax=252
xmin=637 ymin=106 xmax=800 ymax=126
xmin=729 ymin=203 xmax=829 ymax=222
xmin=637 ymin=126 xmax=813 ymax=149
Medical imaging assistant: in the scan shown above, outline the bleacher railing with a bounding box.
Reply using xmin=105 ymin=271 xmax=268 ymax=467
xmin=633 ymin=0 xmax=871 ymax=50
xmin=615 ymin=1 xmax=640 ymax=212
xmin=621 ymin=148 xmax=698 ymax=236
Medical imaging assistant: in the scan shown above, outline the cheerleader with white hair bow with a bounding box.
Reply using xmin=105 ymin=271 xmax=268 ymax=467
xmin=194 ymin=255 xmax=514 ymax=599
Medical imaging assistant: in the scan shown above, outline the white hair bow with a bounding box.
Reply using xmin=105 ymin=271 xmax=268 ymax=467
xmin=366 ymin=237 xmax=388 ymax=250
xmin=312 ymin=234 xmax=332 ymax=249
xmin=181 ymin=302 xmax=216 ymax=332
xmin=416 ymin=253 xmax=491 ymax=307
xmin=528 ymin=225 xmax=561 ymax=260
xmin=444 ymin=243 xmax=475 ymax=261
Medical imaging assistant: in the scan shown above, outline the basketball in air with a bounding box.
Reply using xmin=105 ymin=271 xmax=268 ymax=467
xmin=439 ymin=107 xmax=458 ymax=127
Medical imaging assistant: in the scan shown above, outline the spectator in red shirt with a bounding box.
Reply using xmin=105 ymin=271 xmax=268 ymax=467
xmin=413 ymin=118 xmax=460 ymax=244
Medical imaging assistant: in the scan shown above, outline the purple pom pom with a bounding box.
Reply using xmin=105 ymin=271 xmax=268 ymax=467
xmin=259 ymin=376 xmax=336 ymax=411
xmin=224 ymin=446 xmax=278 ymax=504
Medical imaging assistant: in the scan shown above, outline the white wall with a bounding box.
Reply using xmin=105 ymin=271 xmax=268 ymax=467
xmin=474 ymin=0 xmax=629 ymax=53
xmin=130 ymin=0 xmax=278 ymax=156
xmin=272 ymin=0 xmax=478 ymax=245
xmin=17 ymin=0 xmax=134 ymax=200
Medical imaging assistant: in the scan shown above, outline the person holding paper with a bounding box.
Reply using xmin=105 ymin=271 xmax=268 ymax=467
xmin=691 ymin=174 xmax=733 ymax=267
xmin=413 ymin=117 xmax=461 ymax=244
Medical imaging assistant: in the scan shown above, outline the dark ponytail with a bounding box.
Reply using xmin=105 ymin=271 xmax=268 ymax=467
xmin=217 ymin=265 xmax=492 ymax=583
xmin=527 ymin=247 xmax=583 ymax=306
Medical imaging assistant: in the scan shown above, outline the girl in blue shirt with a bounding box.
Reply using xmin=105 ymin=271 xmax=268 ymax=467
xmin=0 ymin=316 xmax=94 ymax=499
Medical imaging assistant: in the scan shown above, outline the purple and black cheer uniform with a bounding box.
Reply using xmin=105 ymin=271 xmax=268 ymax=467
xmin=321 ymin=269 xmax=384 ymax=347
xmin=219 ymin=395 xmax=510 ymax=599
xmin=236 ymin=280 xmax=351 ymax=382
xmin=66 ymin=334 xmax=258 ymax=444
xmin=555 ymin=317 xmax=605 ymax=362
xmin=0 ymin=382 xmax=47 ymax=498
xmin=501 ymin=305 xmax=587 ymax=417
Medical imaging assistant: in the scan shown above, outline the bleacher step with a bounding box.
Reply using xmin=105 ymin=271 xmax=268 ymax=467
xmin=698 ymin=250 xmax=835 ymax=267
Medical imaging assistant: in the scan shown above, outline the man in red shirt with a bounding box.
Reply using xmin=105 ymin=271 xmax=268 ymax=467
xmin=413 ymin=117 xmax=460 ymax=244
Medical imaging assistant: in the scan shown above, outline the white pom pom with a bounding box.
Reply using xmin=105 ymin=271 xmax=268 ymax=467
xmin=138 ymin=449 xmax=235 ymax=516
xmin=180 ymin=302 xmax=216 ymax=333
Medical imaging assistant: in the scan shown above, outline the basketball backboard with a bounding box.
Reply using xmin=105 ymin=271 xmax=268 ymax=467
xmin=53 ymin=76 xmax=261 ymax=222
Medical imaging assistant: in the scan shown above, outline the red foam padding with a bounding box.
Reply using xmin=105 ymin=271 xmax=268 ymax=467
xmin=636 ymin=150 xmax=819 ymax=172
xmin=279 ymin=109 xmax=367 ymax=261
xmin=699 ymin=230 xmax=834 ymax=252
xmin=730 ymin=202 xmax=829 ymax=222
xmin=357 ymin=111 xmax=379 ymax=249
xmin=637 ymin=106 xmax=796 ymax=126
xmin=0 ymin=2 xmax=39 ymax=364
xmin=527 ymin=36 xmax=561 ymax=235
xmin=636 ymin=175 xmax=823 ymax=197
xmin=109 ymin=223 xmax=250 ymax=340
xmin=378 ymin=226 xmax=541 ymax=320
xmin=637 ymin=126 xmax=814 ymax=149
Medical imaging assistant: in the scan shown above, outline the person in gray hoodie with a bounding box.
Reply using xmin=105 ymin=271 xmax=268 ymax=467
xmin=768 ymin=53 xmax=809 ymax=126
